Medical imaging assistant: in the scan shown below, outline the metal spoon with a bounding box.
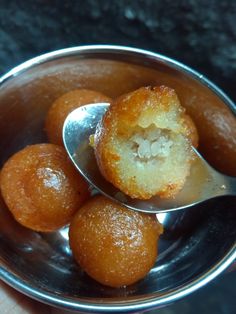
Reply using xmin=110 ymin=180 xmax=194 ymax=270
xmin=62 ymin=103 xmax=236 ymax=213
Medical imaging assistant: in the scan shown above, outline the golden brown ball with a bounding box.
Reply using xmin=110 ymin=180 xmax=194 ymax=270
xmin=69 ymin=195 xmax=163 ymax=288
xmin=0 ymin=143 xmax=90 ymax=232
xmin=94 ymin=86 xmax=199 ymax=199
xmin=45 ymin=89 xmax=111 ymax=145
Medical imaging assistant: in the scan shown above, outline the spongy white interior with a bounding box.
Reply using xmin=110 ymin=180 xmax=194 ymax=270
xmin=114 ymin=124 xmax=191 ymax=196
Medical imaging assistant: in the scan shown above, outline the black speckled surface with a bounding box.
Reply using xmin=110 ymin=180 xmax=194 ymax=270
xmin=0 ymin=0 xmax=236 ymax=102
xmin=0 ymin=0 xmax=235 ymax=313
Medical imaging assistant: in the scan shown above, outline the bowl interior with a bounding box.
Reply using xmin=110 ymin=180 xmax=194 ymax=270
xmin=0 ymin=50 xmax=235 ymax=311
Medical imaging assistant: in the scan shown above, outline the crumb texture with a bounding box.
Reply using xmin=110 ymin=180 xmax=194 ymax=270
xmin=94 ymin=86 xmax=198 ymax=199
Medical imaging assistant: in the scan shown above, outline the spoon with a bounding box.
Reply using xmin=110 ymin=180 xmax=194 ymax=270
xmin=62 ymin=103 xmax=236 ymax=213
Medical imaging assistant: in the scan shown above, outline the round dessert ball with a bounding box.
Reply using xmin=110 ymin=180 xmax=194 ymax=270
xmin=45 ymin=89 xmax=111 ymax=145
xmin=69 ymin=195 xmax=163 ymax=288
xmin=0 ymin=143 xmax=90 ymax=232
xmin=94 ymin=85 xmax=199 ymax=199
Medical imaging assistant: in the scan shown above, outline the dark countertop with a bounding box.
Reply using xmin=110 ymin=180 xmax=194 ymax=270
xmin=0 ymin=1 xmax=235 ymax=313
xmin=0 ymin=0 xmax=236 ymax=102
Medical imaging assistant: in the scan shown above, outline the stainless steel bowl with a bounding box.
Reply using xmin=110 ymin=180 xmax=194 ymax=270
xmin=0 ymin=45 xmax=235 ymax=313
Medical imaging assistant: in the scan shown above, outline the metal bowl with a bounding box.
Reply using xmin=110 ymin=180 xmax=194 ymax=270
xmin=0 ymin=45 xmax=235 ymax=313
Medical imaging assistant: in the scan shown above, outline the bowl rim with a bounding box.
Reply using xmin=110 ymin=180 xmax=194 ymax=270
xmin=0 ymin=45 xmax=235 ymax=113
xmin=0 ymin=44 xmax=235 ymax=313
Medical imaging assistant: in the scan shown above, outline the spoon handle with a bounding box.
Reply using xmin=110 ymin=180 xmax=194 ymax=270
xmin=206 ymin=167 xmax=236 ymax=199
xmin=221 ymin=174 xmax=236 ymax=196
xmin=192 ymin=148 xmax=236 ymax=199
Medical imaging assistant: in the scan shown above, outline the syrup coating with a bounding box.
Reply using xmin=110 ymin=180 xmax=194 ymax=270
xmin=0 ymin=144 xmax=90 ymax=232
xmin=188 ymin=101 xmax=236 ymax=176
xmin=45 ymin=89 xmax=111 ymax=145
xmin=69 ymin=195 xmax=163 ymax=288
xmin=94 ymin=86 xmax=199 ymax=199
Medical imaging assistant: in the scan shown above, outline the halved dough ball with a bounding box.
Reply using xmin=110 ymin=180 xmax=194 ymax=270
xmin=94 ymin=86 xmax=198 ymax=199
xmin=0 ymin=144 xmax=90 ymax=232
xmin=69 ymin=195 xmax=163 ymax=288
xmin=45 ymin=89 xmax=111 ymax=145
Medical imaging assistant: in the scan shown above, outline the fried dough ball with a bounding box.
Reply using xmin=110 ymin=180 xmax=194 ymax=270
xmin=45 ymin=89 xmax=111 ymax=146
xmin=69 ymin=195 xmax=163 ymax=287
xmin=94 ymin=86 xmax=198 ymax=199
xmin=0 ymin=144 xmax=90 ymax=232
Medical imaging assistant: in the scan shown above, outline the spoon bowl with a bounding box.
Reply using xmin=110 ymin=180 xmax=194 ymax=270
xmin=63 ymin=103 xmax=236 ymax=213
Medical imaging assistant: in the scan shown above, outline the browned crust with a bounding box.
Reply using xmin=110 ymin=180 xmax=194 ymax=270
xmin=69 ymin=195 xmax=163 ymax=287
xmin=0 ymin=143 xmax=90 ymax=231
xmin=45 ymin=89 xmax=111 ymax=145
xmin=94 ymin=86 xmax=198 ymax=199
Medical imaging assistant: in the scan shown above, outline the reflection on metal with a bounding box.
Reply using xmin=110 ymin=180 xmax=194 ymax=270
xmin=0 ymin=45 xmax=235 ymax=313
